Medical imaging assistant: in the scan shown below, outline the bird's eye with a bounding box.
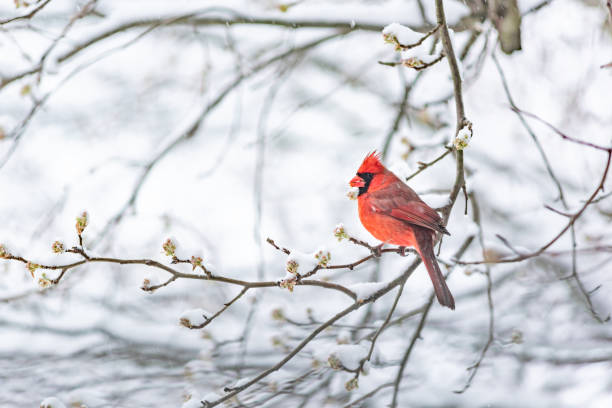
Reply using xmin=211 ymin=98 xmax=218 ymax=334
xmin=357 ymin=172 xmax=374 ymax=182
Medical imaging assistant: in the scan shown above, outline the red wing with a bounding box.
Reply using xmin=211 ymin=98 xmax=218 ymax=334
xmin=388 ymin=205 xmax=448 ymax=234
xmin=369 ymin=184 xmax=449 ymax=235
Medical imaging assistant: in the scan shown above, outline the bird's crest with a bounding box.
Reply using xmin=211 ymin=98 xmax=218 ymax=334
xmin=357 ymin=151 xmax=384 ymax=173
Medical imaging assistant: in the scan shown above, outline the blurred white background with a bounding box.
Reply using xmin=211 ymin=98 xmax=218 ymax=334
xmin=1 ymin=0 xmax=612 ymax=407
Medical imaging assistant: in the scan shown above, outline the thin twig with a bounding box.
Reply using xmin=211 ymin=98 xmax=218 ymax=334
xmin=350 ymin=282 xmax=406 ymax=384
xmin=391 ymin=24 xmax=441 ymax=50
xmin=458 ymin=151 xmax=611 ymax=266
xmin=390 ymin=291 xmax=435 ymax=408
xmin=389 ymin=3 xmax=469 ymax=404
xmin=342 ymin=382 xmax=394 ymax=408
xmin=510 ymin=107 xmax=611 ymax=153
xmin=435 ymin=0 xmax=467 ymax=226
xmin=492 ymin=53 xmax=566 ymax=203
xmin=492 ymin=52 xmax=606 ymax=322
xmin=183 ymin=287 xmax=249 ymax=330
xmin=203 ymin=259 xmax=424 ymax=407
xmin=5 ymin=251 xmax=357 ymax=299
xmin=523 ymin=0 xmax=554 ymax=16
xmin=380 ymin=85 xmax=410 ymax=159
xmin=93 ymin=31 xmax=348 ymax=246
xmin=0 ymin=9 xmax=437 ymax=91
xmin=405 ymin=147 xmax=452 ymax=181
xmin=378 ymin=53 xmax=444 ymax=70
xmin=454 ymin=193 xmax=495 ymax=393
xmin=0 ymin=0 xmax=53 ymax=25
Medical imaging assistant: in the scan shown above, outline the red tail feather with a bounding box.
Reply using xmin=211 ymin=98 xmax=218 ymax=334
xmin=415 ymin=229 xmax=455 ymax=310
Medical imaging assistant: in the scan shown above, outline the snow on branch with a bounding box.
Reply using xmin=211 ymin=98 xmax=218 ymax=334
xmin=379 ymin=22 xmax=444 ymax=71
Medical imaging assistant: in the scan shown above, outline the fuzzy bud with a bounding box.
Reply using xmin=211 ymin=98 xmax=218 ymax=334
xmin=382 ymin=32 xmax=400 ymax=50
xmin=328 ymin=354 xmax=342 ymax=370
xmin=454 ymin=121 xmax=473 ymax=151
xmin=271 ymin=308 xmax=285 ymax=321
xmin=162 ymin=238 xmax=176 ymax=257
xmin=279 ymin=277 xmax=296 ymax=292
xmin=26 ymin=261 xmax=39 ymax=278
xmin=75 ymin=211 xmax=88 ymax=235
xmin=20 ymin=83 xmax=31 ymax=96
xmin=179 ymin=309 xmax=209 ymax=329
xmin=345 ymin=378 xmax=359 ymax=391
xmin=346 ymin=187 xmax=359 ymax=201
xmin=402 ymin=57 xmax=427 ymax=69
xmin=190 ymin=256 xmax=203 ymax=271
xmin=333 ymin=224 xmax=348 ymax=241
xmin=286 ymin=259 xmax=299 ymax=275
xmin=271 ymin=336 xmax=284 ymax=347
xmin=382 ymin=23 xmax=423 ymax=51
xmin=38 ymin=273 xmax=52 ymax=288
xmin=179 ymin=317 xmax=192 ymax=329
xmin=511 ymin=329 xmax=523 ymax=344
xmin=0 ymin=244 xmax=9 ymax=259
xmin=314 ymin=248 xmax=331 ymax=267
xmin=51 ymin=241 xmax=64 ymax=254
xmin=141 ymin=278 xmax=151 ymax=291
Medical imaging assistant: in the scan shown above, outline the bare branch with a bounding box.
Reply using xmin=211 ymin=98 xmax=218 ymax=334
xmin=390 ymin=291 xmax=435 ymax=408
xmin=509 ymin=107 xmax=611 ymax=153
xmin=378 ymin=53 xmax=445 ymax=70
xmin=342 ymin=382 xmax=394 ymax=408
xmin=94 ymin=31 xmax=348 ymax=245
xmin=204 ymin=259 xmax=424 ymax=407
xmin=455 ymin=194 xmax=495 ymax=393
xmin=0 ymin=0 xmax=53 ymax=25
xmin=182 ymin=287 xmax=249 ymax=330
xmin=405 ymin=147 xmax=453 ymax=181
xmin=458 ymin=151 xmax=612 ymax=266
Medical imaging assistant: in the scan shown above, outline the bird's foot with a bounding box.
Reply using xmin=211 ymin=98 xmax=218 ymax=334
xmin=398 ymin=246 xmax=407 ymax=256
xmin=372 ymin=243 xmax=384 ymax=257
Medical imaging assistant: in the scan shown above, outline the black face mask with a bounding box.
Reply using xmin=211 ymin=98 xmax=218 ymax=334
xmin=356 ymin=172 xmax=374 ymax=196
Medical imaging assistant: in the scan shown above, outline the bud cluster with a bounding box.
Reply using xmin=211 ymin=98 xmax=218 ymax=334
xmin=286 ymin=259 xmax=299 ymax=275
xmin=26 ymin=261 xmax=39 ymax=278
xmin=52 ymin=241 xmax=64 ymax=254
xmin=314 ymin=248 xmax=331 ymax=267
xmin=179 ymin=317 xmax=193 ymax=329
xmin=454 ymin=121 xmax=473 ymax=151
xmin=401 ymin=56 xmax=428 ymax=69
xmin=328 ymin=355 xmax=342 ymax=370
xmin=279 ymin=277 xmax=296 ymax=292
xmin=75 ymin=211 xmax=88 ymax=235
xmin=345 ymin=378 xmax=359 ymax=391
xmin=382 ymin=23 xmax=423 ymax=51
xmin=190 ymin=256 xmax=203 ymax=271
xmin=333 ymin=224 xmax=348 ymax=241
xmin=162 ymin=238 xmax=176 ymax=257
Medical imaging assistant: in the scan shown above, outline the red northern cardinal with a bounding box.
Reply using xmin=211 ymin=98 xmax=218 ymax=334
xmin=349 ymin=152 xmax=455 ymax=309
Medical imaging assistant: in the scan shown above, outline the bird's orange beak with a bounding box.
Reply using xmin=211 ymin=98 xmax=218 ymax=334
xmin=350 ymin=175 xmax=365 ymax=188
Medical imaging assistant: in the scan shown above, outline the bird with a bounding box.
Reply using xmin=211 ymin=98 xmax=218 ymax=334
xmin=349 ymin=151 xmax=455 ymax=309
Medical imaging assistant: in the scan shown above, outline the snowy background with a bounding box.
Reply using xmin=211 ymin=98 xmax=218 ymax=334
xmin=1 ymin=0 xmax=612 ymax=407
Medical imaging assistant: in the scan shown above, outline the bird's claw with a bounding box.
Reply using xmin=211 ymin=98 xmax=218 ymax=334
xmin=398 ymin=246 xmax=407 ymax=256
xmin=372 ymin=244 xmax=384 ymax=257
